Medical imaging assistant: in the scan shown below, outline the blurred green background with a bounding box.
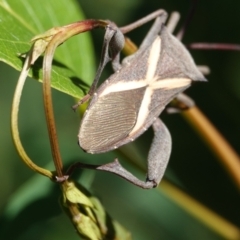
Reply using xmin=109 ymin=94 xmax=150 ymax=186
xmin=0 ymin=0 xmax=240 ymax=239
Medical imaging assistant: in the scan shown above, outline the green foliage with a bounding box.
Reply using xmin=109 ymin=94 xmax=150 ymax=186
xmin=0 ymin=0 xmax=240 ymax=240
xmin=0 ymin=0 xmax=94 ymax=97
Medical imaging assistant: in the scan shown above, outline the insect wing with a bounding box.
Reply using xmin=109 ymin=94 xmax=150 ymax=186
xmin=79 ymin=87 xmax=146 ymax=153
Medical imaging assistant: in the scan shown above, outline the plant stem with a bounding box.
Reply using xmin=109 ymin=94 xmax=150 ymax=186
xmin=11 ymin=51 xmax=53 ymax=179
xmin=182 ymin=106 xmax=240 ymax=189
xmin=160 ymin=180 xmax=240 ymax=240
xmin=42 ymin=20 xmax=109 ymax=178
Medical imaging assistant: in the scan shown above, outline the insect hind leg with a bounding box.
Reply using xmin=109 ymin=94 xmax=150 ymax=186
xmin=67 ymin=118 xmax=171 ymax=189
xmin=97 ymin=118 xmax=172 ymax=188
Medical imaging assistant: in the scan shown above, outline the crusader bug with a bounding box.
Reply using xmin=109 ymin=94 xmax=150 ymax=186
xmin=75 ymin=10 xmax=206 ymax=189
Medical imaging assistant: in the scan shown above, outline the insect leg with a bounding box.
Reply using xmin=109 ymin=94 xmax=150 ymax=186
xmin=139 ymin=14 xmax=169 ymax=51
xmin=73 ymin=23 xmax=125 ymax=108
xmin=120 ymin=9 xmax=167 ymax=35
xmin=147 ymin=118 xmax=172 ymax=186
xmin=87 ymin=23 xmax=124 ymax=96
xmin=76 ymin=118 xmax=171 ymax=189
xmin=121 ymin=14 xmax=168 ymax=66
xmin=166 ymin=93 xmax=196 ymax=114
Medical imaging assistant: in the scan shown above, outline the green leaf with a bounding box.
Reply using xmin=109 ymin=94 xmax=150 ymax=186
xmin=0 ymin=0 xmax=95 ymax=98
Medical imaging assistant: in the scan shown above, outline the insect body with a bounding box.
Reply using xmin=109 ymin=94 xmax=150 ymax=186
xmin=78 ymin=10 xmax=206 ymax=188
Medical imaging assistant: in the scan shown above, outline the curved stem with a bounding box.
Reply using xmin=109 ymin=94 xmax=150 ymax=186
xmin=43 ymin=39 xmax=63 ymax=178
xmin=42 ymin=19 xmax=109 ymax=178
xmin=182 ymin=106 xmax=240 ymax=189
xmin=42 ymin=32 xmax=78 ymax=178
xmin=11 ymin=51 xmax=53 ymax=179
